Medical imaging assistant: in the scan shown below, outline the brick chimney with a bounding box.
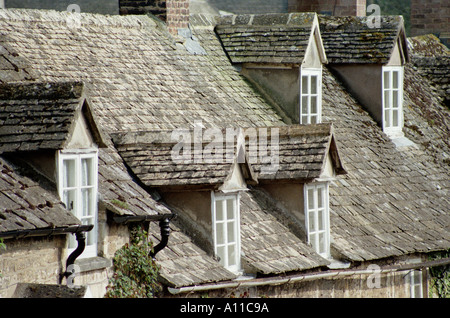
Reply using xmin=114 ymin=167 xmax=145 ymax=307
xmin=288 ymin=0 xmax=366 ymax=16
xmin=119 ymin=0 xmax=190 ymax=35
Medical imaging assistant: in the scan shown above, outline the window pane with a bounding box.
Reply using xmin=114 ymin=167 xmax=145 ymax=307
xmin=414 ymin=285 xmax=421 ymax=298
xmin=68 ymin=233 xmax=77 ymax=250
xmin=301 ymin=116 xmax=308 ymax=124
xmin=311 ymin=96 xmax=317 ymax=114
xmin=228 ymin=245 xmax=236 ymax=266
xmin=216 ymin=222 xmax=225 ymax=245
xmin=301 ymin=96 xmax=308 ymax=113
xmin=308 ymin=189 xmax=314 ymax=210
xmin=311 ymin=76 xmax=317 ymax=94
xmin=63 ymin=189 xmax=76 ymax=212
xmin=309 ymin=211 xmax=316 ymax=232
xmin=393 ymin=71 xmax=399 ymax=89
xmin=217 ymin=246 xmax=225 ymax=265
xmin=227 ymin=221 xmax=235 ymax=243
xmin=226 ymin=199 xmax=234 ymax=220
xmin=310 ymin=115 xmax=317 ymax=124
xmin=318 ymin=209 xmax=325 ymax=231
xmin=384 ymin=71 xmax=390 ymax=89
xmin=393 ymin=110 xmax=399 ymax=127
xmin=385 ymin=110 xmax=391 ymax=128
xmin=82 ymin=218 xmax=95 ymax=246
xmin=310 ymin=232 xmax=317 ymax=250
xmin=81 ymin=158 xmax=93 ymax=186
xmin=302 ymin=76 xmax=308 ymax=94
xmin=319 ymin=232 xmax=325 ymax=254
xmin=216 ymin=200 xmax=224 ymax=221
xmin=317 ymin=187 xmax=323 ymax=208
xmin=63 ymin=160 xmax=76 ymax=188
xmin=81 ymin=188 xmax=94 ymax=217
xmin=393 ymin=91 xmax=399 ymax=109
xmin=384 ymin=91 xmax=390 ymax=109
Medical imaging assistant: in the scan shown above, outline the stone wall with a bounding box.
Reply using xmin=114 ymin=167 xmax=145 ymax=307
xmin=288 ymin=0 xmax=366 ymax=16
xmin=410 ymin=0 xmax=449 ymax=46
xmin=167 ymin=269 xmax=417 ymax=298
xmin=208 ymin=0 xmax=288 ymax=14
xmin=0 ymin=236 xmax=66 ymax=297
xmin=0 ymin=207 xmax=131 ymax=298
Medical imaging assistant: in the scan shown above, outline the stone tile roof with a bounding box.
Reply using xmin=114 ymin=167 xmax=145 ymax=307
xmin=215 ymin=13 xmax=316 ymax=64
xmin=322 ymin=67 xmax=450 ymax=261
xmin=240 ymin=189 xmax=329 ymax=274
xmin=0 ymin=81 xmax=98 ymax=153
xmin=0 ymin=9 xmax=282 ymax=132
xmin=112 ymin=130 xmax=255 ymax=189
xmin=0 ymin=7 xmax=448 ymax=288
xmin=0 ymin=9 xmax=283 ymax=222
xmin=0 ymin=155 xmax=83 ymax=238
xmin=98 ymin=146 xmax=172 ymax=218
xmin=149 ymin=220 xmax=237 ymax=288
xmin=408 ymin=35 xmax=450 ymax=108
xmin=0 ymin=43 xmax=35 ymax=83
xmin=250 ymin=123 xmax=346 ymax=181
xmin=319 ymin=15 xmax=407 ymax=64
xmin=151 ymin=188 xmax=329 ymax=287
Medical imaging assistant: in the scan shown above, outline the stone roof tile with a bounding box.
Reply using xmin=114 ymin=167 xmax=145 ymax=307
xmin=216 ymin=13 xmax=316 ymax=64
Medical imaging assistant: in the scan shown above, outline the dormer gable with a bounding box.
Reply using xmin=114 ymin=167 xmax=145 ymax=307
xmin=250 ymin=123 xmax=346 ymax=183
xmin=112 ymin=128 xmax=258 ymax=192
xmin=319 ymin=15 xmax=410 ymax=140
xmin=0 ymin=81 xmax=106 ymax=154
xmin=215 ymin=13 xmax=328 ymax=124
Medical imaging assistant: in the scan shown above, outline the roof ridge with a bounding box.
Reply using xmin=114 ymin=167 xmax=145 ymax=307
xmin=0 ymin=8 xmax=157 ymax=29
xmin=0 ymin=81 xmax=84 ymax=100
xmin=216 ymin=12 xmax=316 ymax=27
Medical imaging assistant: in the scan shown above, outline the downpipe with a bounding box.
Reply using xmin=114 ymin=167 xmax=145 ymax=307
xmin=149 ymin=217 xmax=171 ymax=260
xmin=59 ymin=231 xmax=87 ymax=284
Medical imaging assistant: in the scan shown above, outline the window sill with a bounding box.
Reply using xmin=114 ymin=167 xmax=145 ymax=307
xmin=74 ymin=256 xmax=112 ymax=273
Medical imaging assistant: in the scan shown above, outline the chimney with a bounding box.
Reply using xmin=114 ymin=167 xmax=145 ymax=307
xmin=288 ymin=0 xmax=367 ymax=16
xmin=119 ymin=0 xmax=190 ymax=35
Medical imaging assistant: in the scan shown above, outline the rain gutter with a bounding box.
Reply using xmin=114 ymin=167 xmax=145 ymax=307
xmin=167 ymin=257 xmax=450 ymax=295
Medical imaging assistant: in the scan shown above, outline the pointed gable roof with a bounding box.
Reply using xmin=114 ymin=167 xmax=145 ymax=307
xmin=250 ymin=123 xmax=346 ymax=182
xmin=0 ymin=81 xmax=106 ymax=153
xmin=112 ymin=129 xmax=258 ymax=190
xmin=319 ymin=15 xmax=409 ymax=65
xmin=215 ymin=12 xmax=327 ymax=65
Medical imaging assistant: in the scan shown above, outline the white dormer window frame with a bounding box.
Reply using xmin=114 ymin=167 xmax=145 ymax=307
xmin=304 ymin=182 xmax=330 ymax=258
xmin=300 ymin=67 xmax=322 ymax=125
xmin=382 ymin=66 xmax=404 ymax=137
xmin=57 ymin=149 xmax=99 ymax=258
xmin=409 ymin=269 xmax=423 ymax=298
xmin=211 ymin=191 xmax=241 ymax=274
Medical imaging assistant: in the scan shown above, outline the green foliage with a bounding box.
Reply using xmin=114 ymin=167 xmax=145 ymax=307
xmin=104 ymin=227 xmax=162 ymax=298
xmin=428 ymin=250 xmax=450 ymax=298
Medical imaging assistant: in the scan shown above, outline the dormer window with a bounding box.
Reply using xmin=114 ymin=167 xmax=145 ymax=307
xmin=300 ymin=68 xmax=322 ymax=124
xmin=382 ymin=66 xmax=404 ymax=136
xmin=304 ymin=182 xmax=330 ymax=258
xmin=211 ymin=192 xmax=241 ymax=273
xmin=57 ymin=149 xmax=98 ymax=258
